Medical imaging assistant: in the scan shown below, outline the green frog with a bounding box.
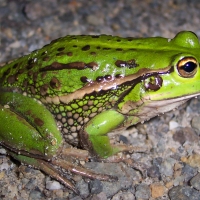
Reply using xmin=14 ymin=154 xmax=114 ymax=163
xmin=0 ymin=31 xmax=200 ymax=193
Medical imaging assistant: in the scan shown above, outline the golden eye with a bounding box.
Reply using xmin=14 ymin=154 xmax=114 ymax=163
xmin=177 ymin=57 xmax=198 ymax=78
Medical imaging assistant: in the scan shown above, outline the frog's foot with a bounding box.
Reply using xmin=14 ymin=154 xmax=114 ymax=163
xmin=61 ymin=147 xmax=89 ymax=160
xmin=80 ymin=129 xmax=150 ymax=158
xmin=100 ymin=154 xmax=148 ymax=178
xmin=111 ymin=144 xmax=149 ymax=154
xmin=8 ymin=150 xmax=117 ymax=194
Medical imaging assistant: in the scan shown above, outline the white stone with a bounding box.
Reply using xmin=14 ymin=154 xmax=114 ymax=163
xmin=169 ymin=121 xmax=180 ymax=130
xmin=46 ymin=180 xmax=61 ymax=190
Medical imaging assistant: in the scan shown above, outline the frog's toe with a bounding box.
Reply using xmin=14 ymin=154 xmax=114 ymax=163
xmin=100 ymin=154 xmax=148 ymax=178
xmin=61 ymin=147 xmax=89 ymax=160
xmin=51 ymin=158 xmax=118 ymax=181
xmin=35 ymin=158 xmax=79 ymax=194
xmin=114 ymin=144 xmax=149 ymax=153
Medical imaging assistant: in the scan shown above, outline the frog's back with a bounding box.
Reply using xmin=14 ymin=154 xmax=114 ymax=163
xmin=1 ymin=32 xmax=200 ymax=100
xmin=0 ymin=35 xmax=167 ymax=96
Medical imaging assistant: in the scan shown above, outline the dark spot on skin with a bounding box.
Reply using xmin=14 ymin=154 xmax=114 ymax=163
xmin=56 ymin=52 xmax=66 ymax=56
xmin=103 ymin=48 xmax=111 ymax=50
xmin=40 ymin=84 xmax=49 ymax=96
xmin=28 ymin=58 xmax=34 ymax=65
xmin=115 ymin=59 xmax=138 ymax=68
xmin=3 ymin=68 xmax=11 ymax=76
xmin=57 ymin=47 xmax=65 ymax=51
xmin=41 ymin=72 xmax=47 ymax=79
xmin=82 ymin=45 xmax=90 ymax=51
xmin=33 ymin=72 xmax=38 ymax=82
xmin=80 ymin=76 xmax=89 ymax=83
xmin=116 ymin=48 xmax=123 ymax=51
xmin=40 ymin=61 xmax=98 ymax=71
xmin=50 ymin=77 xmax=61 ymax=89
xmin=18 ymin=69 xmax=24 ymax=74
xmin=26 ymin=64 xmax=35 ymax=70
xmin=23 ymin=79 xmax=28 ymax=87
xmin=34 ymin=118 xmax=44 ymax=126
xmin=115 ymin=74 xmax=123 ymax=78
xmin=86 ymin=62 xmax=98 ymax=70
xmin=42 ymin=56 xmax=50 ymax=61
xmin=96 ymin=76 xmax=104 ymax=82
xmin=7 ymin=75 xmax=17 ymax=84
xmin=91 ymin=35 xmax=100 ymax=38
xmin=144 ymin=75 xmax=163 ymax=91
xmin=13 ymin=63 xmax=18 ymax=68
xmin=30 ymin=86 xmax=36 ymax=94
xmin=73 ymin=45 xmax=77 ymax=48
xmin=127 ymin=38 xmax=133 ymax=41
xmin=96 ymin=46 xmax=101 ymax=49
xmin=41 ymin=51 xmax=47 ymax=56
xmin=28 ymin=70 xmax=33 ymax=76
xmin=105 ymin=75 xmax=112 ymax=81
xmin=129 ymin=48 xmax=137 ymax=51
xmin=90 ymin=52 xmax=96 ymax=56
xmin=67 ymin=52 xmax=73 ymax=56
xmin=42 ymin=62 xmax=84 ymax=70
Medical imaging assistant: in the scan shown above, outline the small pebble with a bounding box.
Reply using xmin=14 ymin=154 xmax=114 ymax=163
xmin=29 ymin=189 xmax=43 ymax=199
xmin=160 ymin=157 xmax=176 ymax=176
xmin=150 ymin=183 xmax=165 ymax=198
xmin=182 ymin=154 xmax=200 ymax=170
xmin=169 ymin=186 xmax=200 ymax=200
xmin=169 ymin=121 xmax=180 ymax=130
xmin=112 ymin=191 xmax=135 ymax=200
xmin=91 ymin=192 xmax=107 ymax=200
xmin=182 ymin=164 xmax=198 ymax=182
xmin=46 ymin=180 xmax=62 ymax=190
xmin=190 ymin=173 xmax=200 ymax=191
xmin=0 ymin=162 xmax=10 ymax=171
xmin=89 ymin=179 xmax=103 ymax=194
xmin=191 ymin=116 xmax=200 ymax=134
xmin=135 ymin=183 xmax=151 ymax=200
xmin=147 ymin=165 xmax=161 ymax=178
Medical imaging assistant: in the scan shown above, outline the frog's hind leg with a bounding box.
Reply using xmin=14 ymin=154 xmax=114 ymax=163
xmin=8 ymin=151 xmax=117 ymax=194
xmin=51 ymin=157 xmax=117 ymax=181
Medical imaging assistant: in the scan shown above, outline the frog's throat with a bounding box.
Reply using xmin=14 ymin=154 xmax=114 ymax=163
xmin=42 ymin=66 xmax=171 ymax=105
xmin=128 ymin=93 xmax=198 ymax=123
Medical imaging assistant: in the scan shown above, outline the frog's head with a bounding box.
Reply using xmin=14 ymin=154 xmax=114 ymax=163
xmin=118 ymin=31 xmax=200 ymax=123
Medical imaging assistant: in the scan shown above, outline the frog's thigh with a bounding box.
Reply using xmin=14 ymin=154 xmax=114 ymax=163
xmin=81 ymin=110 xmax=125 ymax=158
xmin=0 ymin=92 xmax=62 ymax=158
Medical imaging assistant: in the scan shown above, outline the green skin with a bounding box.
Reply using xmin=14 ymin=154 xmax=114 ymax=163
xmin=1 ymin=31 xmax=200 ymax=192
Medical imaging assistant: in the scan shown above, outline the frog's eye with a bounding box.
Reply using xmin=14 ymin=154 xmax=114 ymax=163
xmin=177 ymin=57 xmax=198 ymax=78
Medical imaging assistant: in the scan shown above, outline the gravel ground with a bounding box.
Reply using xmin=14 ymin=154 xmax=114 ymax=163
xmin=1 ymin=0 xmax=200 ymax=199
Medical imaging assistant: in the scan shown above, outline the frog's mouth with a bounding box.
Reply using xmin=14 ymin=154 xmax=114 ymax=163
xmin=121 ymin=93 xmax=199 ymax=123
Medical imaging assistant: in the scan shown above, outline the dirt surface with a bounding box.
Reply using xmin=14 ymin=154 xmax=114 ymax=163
xmin=1 ymin=0 xmax=200 ymax=199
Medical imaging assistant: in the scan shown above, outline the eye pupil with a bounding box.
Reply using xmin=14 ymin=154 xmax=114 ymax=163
xmin=177 ymin=57 xmax=198 ymax=78
xmin=182 ymin=61 xmax=197 ymax=73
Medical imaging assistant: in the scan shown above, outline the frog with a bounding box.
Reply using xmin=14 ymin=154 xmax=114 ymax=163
xmin=0 ymin=31 xmax=200 ymax=193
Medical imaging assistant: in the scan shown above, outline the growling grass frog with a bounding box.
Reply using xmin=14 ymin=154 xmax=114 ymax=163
xmin=0 ymin=31 xmax=200 ymax=193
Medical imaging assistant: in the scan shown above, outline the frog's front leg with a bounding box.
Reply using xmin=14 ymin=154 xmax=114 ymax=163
xmin=80 ymin=110 xmax=147 ymax=158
